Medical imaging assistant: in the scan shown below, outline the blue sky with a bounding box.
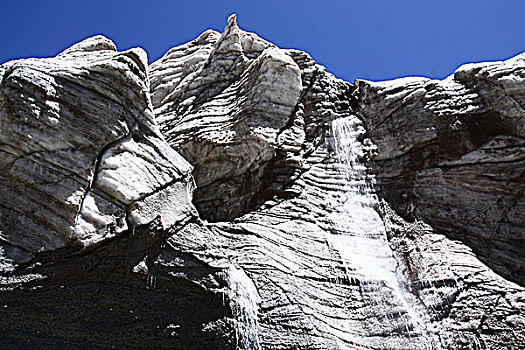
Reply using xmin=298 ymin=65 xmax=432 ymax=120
xmin=1 ymin=0 xmax=524 ymax=82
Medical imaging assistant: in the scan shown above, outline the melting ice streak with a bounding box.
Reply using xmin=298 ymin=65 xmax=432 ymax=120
xmin=227 ymin=116 xmax=435 ymax=349
xmin=331 ymin=116 xmax=433 ymax=345
xmin=228 ymin=266 xmax=261 ymax=350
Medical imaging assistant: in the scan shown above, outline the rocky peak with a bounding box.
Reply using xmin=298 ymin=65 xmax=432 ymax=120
xmin=215 ymin=14 xmax=243 ymax=54
xmin=149 ymin=17 xmax=305 ymax=221
xmin=57 ymin=34 xmax=117 ymax=56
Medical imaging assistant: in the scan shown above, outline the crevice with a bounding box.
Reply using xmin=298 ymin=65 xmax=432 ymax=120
xmin=437 ymin=157 xmax=525 ymax=169
xmin=73 ymin=131 xmax=133 ymax=230
xmin=239 ymin=68 xmax=323 ymax=216
xmin=127 ymin=174 xmax=187 ymax=208
xmin=275 ymin=68 xmax=320 ymax=141
xmin=0 ymin=236 xmax=32 ymax=255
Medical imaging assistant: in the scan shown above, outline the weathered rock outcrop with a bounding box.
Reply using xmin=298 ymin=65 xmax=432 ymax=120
xmin=0 ymin=15 xmax=523 ymax=350
xmin=0 ymin=35 xmax=196 ymax=263
xmin=355 ymin=55 xmax=525 ymax=285
xmin=0 ymin=35 xmax=232 ymax=348
xmin=150 ymin=15 xmax=307 ymax=221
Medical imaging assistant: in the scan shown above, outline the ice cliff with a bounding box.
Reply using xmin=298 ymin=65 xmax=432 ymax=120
xmin=0 ymin=15 xmax=523 ymax=349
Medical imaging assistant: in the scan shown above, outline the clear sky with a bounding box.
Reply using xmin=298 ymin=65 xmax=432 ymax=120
xmin=1 ymin=0 xmax=524 ymax=82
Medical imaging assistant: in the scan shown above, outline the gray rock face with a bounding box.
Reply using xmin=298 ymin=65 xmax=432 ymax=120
xmin=0 ymin=35 xmax=232 ymax=348
xmin=0 ymin=16 xmax=524 ymax=350
xmin=150 ymin=15 xmax=305 ymax=221
xmin=355 ymin=55 xmax=525 ymax=285
xmin=0 ymin=35 xmax=195 ymax=263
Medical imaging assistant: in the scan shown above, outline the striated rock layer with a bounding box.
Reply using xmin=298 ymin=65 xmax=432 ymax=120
xmin=0 ymin=15 xmax=524 ymax=349
xmin=355 ymin=54 xmax=525 ymax=285
xmin=0 ymin=34 xmax=231 ymax=349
